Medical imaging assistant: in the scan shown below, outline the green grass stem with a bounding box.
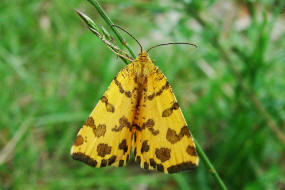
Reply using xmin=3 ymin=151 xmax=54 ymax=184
xmin=87 ymin=0 xmax=137 ymax=59
xmin=195 ymin=140 xmax=228 ymax=190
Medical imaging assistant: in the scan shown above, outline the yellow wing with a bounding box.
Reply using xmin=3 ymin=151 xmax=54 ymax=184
xmin=71 ymin=63 xmax=137 ymax=168
xmin=134 ymin=60 xmax=199 ymax=173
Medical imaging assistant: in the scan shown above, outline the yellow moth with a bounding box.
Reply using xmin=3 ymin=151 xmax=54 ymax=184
xmin=71 ymin=28 xmax=199 ymax=173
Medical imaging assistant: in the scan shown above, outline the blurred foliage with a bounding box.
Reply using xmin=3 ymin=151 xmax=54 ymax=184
xmin=1 ymin=0 xmax=285 ymax=189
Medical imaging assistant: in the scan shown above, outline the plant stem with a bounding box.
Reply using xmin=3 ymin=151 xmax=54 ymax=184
xmin=195 ymin=139 xmax=228 ymax=190
xmin=87 ymin=0 xmax=137 ymax=59
xmin=75 ymin=9 xmax=130 ymax=64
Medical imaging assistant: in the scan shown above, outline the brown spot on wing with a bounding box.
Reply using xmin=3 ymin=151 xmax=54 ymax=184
xmin=186 ymin=145 xmax=197 ymax=156
xmin=71 ymin=152 xmax=97 ymax=167
xmin=107 ymin=155 xmax=117 ymax=165
xmin=148 ymin=127 xmax=159 ymax=135
xmin=180 ymin=126 xmax=191 ymax=137
xmin=172 ymin=102 xmax=179 ymax=110
xmin=157 ymin=164 xmax=164 ymax=172
xmin=84 ymin=117 xmax=107 ymax=138
xmin=147 ymin=81 xmax=169 ymax=101
xmin=148 ymin=93 xmax=155 ymax=100
xmin=125 ymin=91 xmax=132 ymax=98
xmin=155 ymin=148 xmax=171 ymax=162
xmin=85 ymin=117 xmax=95 ymax=127
xmin=93 ymin=124 xmax=106 ymax=137
xmin=156 ymin=81 xmax=170 ymax=96
xmin=120 ymin=116 xmax=131 ymax=129
xmin=166 ymin=128 xmax=179 ymax=143
xmin=112 ymin=116 xmax=131 ymax=132
xmin=73 ymin=135 xmax=84 ymax=146
xmin=149 ymin=158 xmax=157 ymax=168
xmin=162 ymin=102 xmax=180 ymax=117
xmin=141 ymin=140 xmax=150 ymax=153
xmin=97 ymin=143 xmax=112 ymax=157
xmin=142 ymin=119 xmax=154 ymax=128
xmin=118 ymin=139 xmax=128 ymax=154
xmin=114 ymin=76 xmax=124 ymax=93
xmin=106 ymin=104 xmax=115 ymax=112
xmin=167 ymin=161 xmax=197 ymax=173
xmin=101 ymin=96 xmax=115 ymax=113
xmin=141 ymin=119 xmax=159 ymax=135
xmin=166 ymin=126 xmax=191 ymax=144
xmin=162 ymin=108 xmax=172 ymax=117
xmin=100 ymin=96 xmax=108 ymax=103
xmin=114 ymin=76 xmax=133 ymax=98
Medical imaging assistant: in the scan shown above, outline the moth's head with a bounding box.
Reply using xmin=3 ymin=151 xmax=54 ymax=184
xmin=138 ymin=51 xmax=148 ymax=57
xmin=137 ymin=51 xmax=151 ymax=64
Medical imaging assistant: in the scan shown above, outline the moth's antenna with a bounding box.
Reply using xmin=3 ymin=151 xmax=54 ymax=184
xmin=111 ymin=25 xmax=143 ymax=54
xmin=146 ymin=42 xmax=197 ymax=53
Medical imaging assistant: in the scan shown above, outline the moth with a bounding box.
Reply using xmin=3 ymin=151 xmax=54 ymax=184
xmin=71 ymin=26 xmax=199 ymax=173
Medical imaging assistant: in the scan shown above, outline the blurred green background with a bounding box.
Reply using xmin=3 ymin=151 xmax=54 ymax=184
xmin=1 ymin=0 xmax=285 ymax=189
